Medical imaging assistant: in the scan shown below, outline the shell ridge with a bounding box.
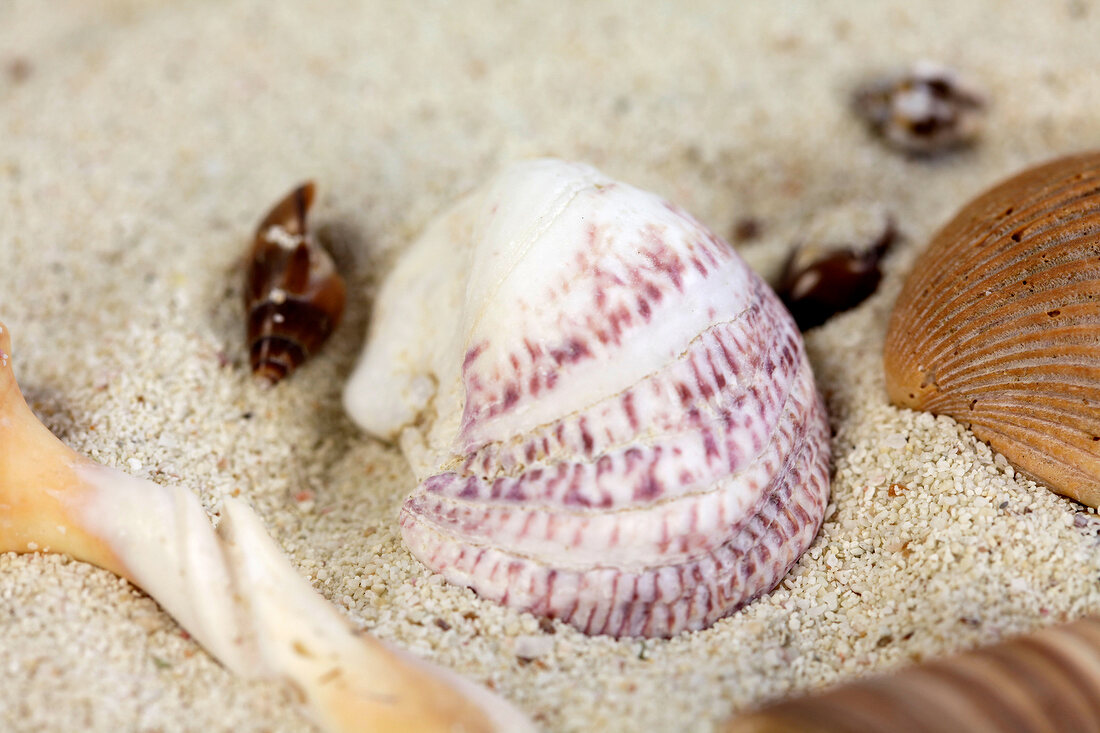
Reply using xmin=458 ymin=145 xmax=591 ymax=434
xmin=931 ymin=351 xmax=1100 ymax=396
xmin=902 ymin=217 xmax=1100 ymax=370
xmin=433 ymin=298 xmax=803 ymax=511
xmin=410 ymin=379 xmax=806 ymax=522
xmin=937 ymin=387 xmax=1100 ymax=412
xmin=891 ymin=165 xmax=1100 ymax=356
xmin=455 ymin=215 xmax=754 ymax=450
xmin=969 ymin=422 xmax=1100 ymax=494
xmin=888 ymin=244 xmax=1100 ymax=390
xmin=903 ymin=359 xmax=1100 ymax=415
xmin=976 ymin=175 xmax=1100 ymax=248
xmin=939 ymin=274 xmax=1100 ymax=335
xmin=925 ymin=391 xmax=1100 ymax=424
xmin=967 ymin=407 xmax=1100 ymax=447
xmin=911 ymin=221 xmax=1100 ymax=359
xmin=927 ymin=323 xmax=1100 ymax=388
xmin=895 ymin=164 xmax=1100 ymax=364
xmin=400 ymin=393 xmax=825 ymax=577
xmin=400 ymin=356 xmax=821 ymax=574
xmin=463 ymin=165 xmax=601 ymax=340
xmin=454 ymin=300 xmax=759 ymax=458
xmin=460 ymin=308 xmax=783 ymax=477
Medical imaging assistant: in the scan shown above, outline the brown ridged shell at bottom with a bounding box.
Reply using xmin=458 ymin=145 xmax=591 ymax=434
xmin=723 ymin=617 xmax=1100 ymax=733
xmin=884 ymin=151 xmax=1100 ymax=507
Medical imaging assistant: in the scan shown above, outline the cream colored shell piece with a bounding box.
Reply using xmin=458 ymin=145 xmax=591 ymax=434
xmin=0 ymin=322 xmax=533 ymax=733
xmin=345 ymin=160 xmax=831 ymax=637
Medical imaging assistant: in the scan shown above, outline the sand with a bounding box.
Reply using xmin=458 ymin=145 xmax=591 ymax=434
xmin=3 ymin=1 xmax=1100 ymax=731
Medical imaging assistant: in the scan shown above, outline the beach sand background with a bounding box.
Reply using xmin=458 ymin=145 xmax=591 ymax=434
xmin=3 ymin=1 xmax=1100 ymax=730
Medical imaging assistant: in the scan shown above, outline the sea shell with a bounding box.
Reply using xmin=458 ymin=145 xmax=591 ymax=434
xmin=884 ymin=151 xmax=1100 ymax=507
xmin=344 ymin=160 xmax=831 ymax=637
xmin=777 ymin=203 xmax=896 ymax=330
xmin=0 ymin=321 xmax=533 ymax=733
xmin=246 ymin=181 xmax=346 ymax=385
xmin=852 ymin=60 xmax=986 ymax=156
xmin=724 ymin=616 xmax=1100 ymax=733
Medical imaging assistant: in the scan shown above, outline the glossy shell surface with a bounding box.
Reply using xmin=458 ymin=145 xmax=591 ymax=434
xmin=345 ymin=160 xmax=831 ymax=637
xmin=885 ymin=151 xmax=1100 ymax=507
xmin=246 ymin=182 xmax=346 ymax=385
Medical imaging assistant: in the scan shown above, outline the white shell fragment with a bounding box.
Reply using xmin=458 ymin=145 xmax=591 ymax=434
xmin=345 ymin=160 xmax=832 ymax=637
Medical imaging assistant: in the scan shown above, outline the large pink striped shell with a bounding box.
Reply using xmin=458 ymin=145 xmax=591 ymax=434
xmin=344 ymin=160 xmax=831 ymax=637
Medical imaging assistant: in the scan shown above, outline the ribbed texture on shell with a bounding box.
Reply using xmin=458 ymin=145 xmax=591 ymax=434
xmin=885 ymin=152 xmax=1100 ymax=507
xmin=402 ymin=281 xmax=829 ymax=637
xmin=724 ymin=617 xmax=1100 ymax=733
xmin=387 ymin=160 xmax=832 ymax=638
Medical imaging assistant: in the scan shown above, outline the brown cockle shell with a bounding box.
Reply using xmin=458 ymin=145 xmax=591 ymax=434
xmin=724 ymin=616 xmax=1100 ymax=733
xmin=246 ymin=181 xmax=347 ymax=385
xmin=884 ymin=151 xmax=1100 ymax=507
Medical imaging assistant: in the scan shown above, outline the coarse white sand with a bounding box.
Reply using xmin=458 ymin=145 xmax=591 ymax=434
xmin=3 ymin=1 xmax=1100 ymax=731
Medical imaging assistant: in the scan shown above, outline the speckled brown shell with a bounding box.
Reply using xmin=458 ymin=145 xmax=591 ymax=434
xmin=246 ymin=182 xmax=346 ymax=385
xmin=884 ymin=151 xmax=1100 ymax=507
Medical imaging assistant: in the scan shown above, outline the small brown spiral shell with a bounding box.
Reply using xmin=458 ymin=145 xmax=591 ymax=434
xmin=724 ymin=617 xmax=1100 ymax=733
xmin=245 ymin=182 xmax=346 ymax=385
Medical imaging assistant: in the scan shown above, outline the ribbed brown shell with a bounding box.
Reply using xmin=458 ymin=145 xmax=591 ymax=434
xmin=246 ymin=182 xmax=346 ymax=385
xmin=724 ymin=617 xmax=1100 ymax=733
xmin=884 ymin=152 xmax=1100 ymax=507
